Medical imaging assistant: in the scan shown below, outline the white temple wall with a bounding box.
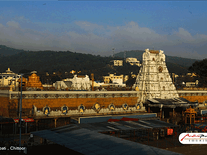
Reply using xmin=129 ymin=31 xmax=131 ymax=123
xmin=133 ymin=48 xmax=179 ymax=102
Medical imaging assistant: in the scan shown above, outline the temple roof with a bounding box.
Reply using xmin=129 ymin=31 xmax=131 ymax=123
xmin=149 ymin=50 xmax=159 ymax=54
xmin=147 ymin=98 xmax=199 ymax=108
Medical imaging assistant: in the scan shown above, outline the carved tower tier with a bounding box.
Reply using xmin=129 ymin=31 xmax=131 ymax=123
xmin=133 ymin=49 xmax=179 ymax=103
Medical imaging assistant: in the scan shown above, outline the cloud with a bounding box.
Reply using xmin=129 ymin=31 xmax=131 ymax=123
xmin=0 ymin=19 xmax=207 ymax=59
xmin=0 ymin=23 xmax=3 ymax=28
xmin=6 ymin=21 xmax=20 ymax=28
xmin=171 ymin=28 xmax=194 ymax=42
xmin=75 ymin=21 xmax=105 ymax=32
xmin=14 ymin=16 xmax=31 ymax=23
xmin=109 ymin=21 xmax=166 ymax=49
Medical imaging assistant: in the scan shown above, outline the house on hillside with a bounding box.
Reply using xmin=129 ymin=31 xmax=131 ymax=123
xmin=111 ymin=60 xmax=123 ymax=66
xmin=103 ymin=74 xmax=128 ymax=84
xmin=126 ymin=58 xmax=141 ymax=66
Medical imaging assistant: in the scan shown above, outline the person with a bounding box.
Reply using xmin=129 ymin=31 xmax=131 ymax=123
xmin=28 ymin=134 xmax=34 ymax=146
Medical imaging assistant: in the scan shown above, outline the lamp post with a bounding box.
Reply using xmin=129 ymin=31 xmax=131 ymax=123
xmin=19 ymin=74 xmax=23 ymax=151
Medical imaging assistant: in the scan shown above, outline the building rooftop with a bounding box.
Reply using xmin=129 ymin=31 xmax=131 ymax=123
xmin=147 ymin=98 xmax=199 ymax=108
xmin=32 ymin=119 xmax=181 ymax=155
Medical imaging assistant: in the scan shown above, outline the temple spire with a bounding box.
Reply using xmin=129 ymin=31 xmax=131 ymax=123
xmin=133 ymin=49 xmax=179 ymax=103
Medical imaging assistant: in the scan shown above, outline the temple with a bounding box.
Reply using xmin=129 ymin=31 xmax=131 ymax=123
xmin=18 ymin=72 xmax=43 ymax=90
xmin=133 ymin=49 xmax=179 ymax=103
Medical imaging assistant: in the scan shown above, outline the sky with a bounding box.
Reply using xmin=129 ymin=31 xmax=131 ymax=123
xmin=0 ymin=1 xmax=207 ymax=59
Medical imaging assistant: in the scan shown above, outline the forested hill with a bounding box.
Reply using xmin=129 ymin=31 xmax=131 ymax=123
xmin=0 ymin=45 xmax=25 ymax=56
xmin=115 ymin=50 xmax=198 ymax=67
xmin=0 ymin=45 xmax=198 ymax=81
xmin=0 ymin=50 xmax=140 ymax=80
xmin=115 ymin=50 xmax=199 ymax=75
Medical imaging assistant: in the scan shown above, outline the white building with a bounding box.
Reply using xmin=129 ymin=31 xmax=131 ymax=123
xmin=0 ymin=68 xmax=21 ymax=87
xmin=54 ymin=75 xmax=91 ymax=90
xmin=185 ymin=80 xmax=199 ymax=87
xmin=126 ymin=58 xmax=141 ymax=66
xmin=111 ymin=60 xmax=123 ymax=66
xmin=133 ymin=49 xmax=179 ymax=102
xmin=71 ymin=75 xmax=91 ymax=90
xmin=53 ymin=81 xmax=70 ymax=90
xmin=112 ymin=79 xmax=123 ymax=85
xmin=103 ymin=74 xmax=128 ymax=84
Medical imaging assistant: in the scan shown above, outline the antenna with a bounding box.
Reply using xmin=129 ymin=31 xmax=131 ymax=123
xmin=112 ymin=48 xmax=115 ymax=58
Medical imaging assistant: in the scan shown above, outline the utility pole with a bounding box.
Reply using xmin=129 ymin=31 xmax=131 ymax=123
xmin=19 ymin=74 xmax=23 ymax=152
xmin=91 ymin=73 xmax=94 ymax=91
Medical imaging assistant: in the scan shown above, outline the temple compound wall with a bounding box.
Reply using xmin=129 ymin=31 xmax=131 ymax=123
xmin=1 ymin=90 xmax=207 ymax=119
xmin=0 ymin=90 xmax=143 ymax=118
xmin=178 ymin=90 xmax=207 ymax=103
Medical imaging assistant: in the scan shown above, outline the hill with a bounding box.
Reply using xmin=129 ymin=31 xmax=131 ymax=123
xmin=115 ymin=50 xmax=198 ymax=74
xmin=0 ymin=49 xmax=140 ymax=81
xmin=0 ymin=45 xmax=197 ymax=81
xmin=0 ymin=45 xmax=25 ymax=56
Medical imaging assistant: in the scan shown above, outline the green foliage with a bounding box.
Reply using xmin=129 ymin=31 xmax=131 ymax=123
xmin=0 ymin=49 xmax=117 ymax=81
xmin=189 ymin=59 xmax=207 ymax=77
xmin=115 ymin=50 xmax=143 ymax=60
xmin=0 ymin=45 xmax=199 ymax=82
xmin=0 ymin=45 xmax=25 ymax=56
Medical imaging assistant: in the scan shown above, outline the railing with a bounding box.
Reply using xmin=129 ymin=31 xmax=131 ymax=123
xmin=177 ymin=90 xmax=207 ymax=97
xmin=9 ymin=90 xmax=140 ymax=99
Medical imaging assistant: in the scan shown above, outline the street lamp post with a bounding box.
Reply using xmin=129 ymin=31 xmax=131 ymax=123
xmin=19 ymin=74 xmax=23 ymax=152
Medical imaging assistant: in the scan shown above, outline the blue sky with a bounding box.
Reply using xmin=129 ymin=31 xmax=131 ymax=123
xmin=0 ymin=1 xmax=207 ymax=59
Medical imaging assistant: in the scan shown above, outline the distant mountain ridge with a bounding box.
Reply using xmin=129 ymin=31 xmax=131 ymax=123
xmin=0 ymin=45 xmax=25 ymax=56
xmin=0 ymin=45 xmax=198 ymax=79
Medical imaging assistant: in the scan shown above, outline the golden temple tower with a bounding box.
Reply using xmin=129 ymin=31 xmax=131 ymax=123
xmin=27 ymin=73 xmax=43 ymax=90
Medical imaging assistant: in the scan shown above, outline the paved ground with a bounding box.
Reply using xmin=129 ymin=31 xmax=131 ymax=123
xmin=166 ymin=145 xmax=207 ymax=155
xmin=2 ymin=143 xmax=207 ymax=155
xmin=0 ymin=134 xmax=82 ymax=155
xmin=1 ymin=134 xmax=207 ymax=155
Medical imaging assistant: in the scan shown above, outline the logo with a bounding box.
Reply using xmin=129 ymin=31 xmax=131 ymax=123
xmin=179 ymin=133 xmax=207 ymax=144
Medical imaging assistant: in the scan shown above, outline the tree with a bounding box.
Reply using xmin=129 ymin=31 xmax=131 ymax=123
xmin=188 ymin=59 xmax=207 ymax=77
xmin=188 ymin=59 xmax=207 ymax=85
xmin=126 ymin=74 xmax=136 ymax=87
xmin=19 ymin=69 xmax=32 ymax=74
xmin=51 ymin=75 xmax=61 ymax=83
